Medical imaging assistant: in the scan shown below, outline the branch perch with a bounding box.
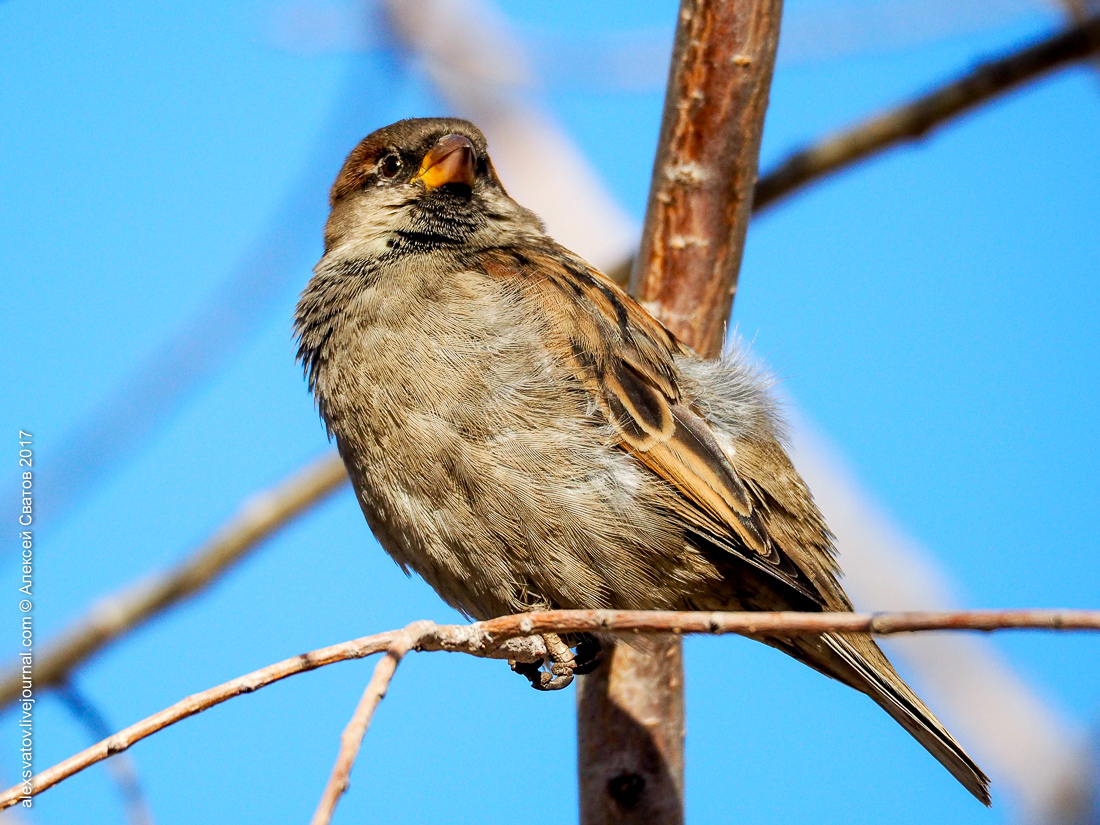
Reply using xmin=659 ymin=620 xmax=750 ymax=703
xmin=4 ymin=608 xmax=1096 ymax=812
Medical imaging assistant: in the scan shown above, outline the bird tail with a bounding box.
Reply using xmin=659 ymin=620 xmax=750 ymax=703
xmin=778 ymin=631 xmax=991 ymax=805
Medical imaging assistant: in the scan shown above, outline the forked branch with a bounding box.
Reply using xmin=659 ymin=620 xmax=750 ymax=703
xmin=309 ymin=622 xmax=433 ymax=825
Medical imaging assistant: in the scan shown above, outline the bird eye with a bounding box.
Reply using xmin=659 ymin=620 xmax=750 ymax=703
xmin=377 ymin=154 xmax=402 ymax=179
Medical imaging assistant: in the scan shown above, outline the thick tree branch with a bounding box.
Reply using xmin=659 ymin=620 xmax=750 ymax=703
xmin=0 ymin=453 xmax=348 ymax=708
xmin=603 ymin=2 xmax=785 ymax=822
xmin=754 ymin=16 xmax=1100 ymax=212
xmin=5 ymin=608 xmax=1095 ymax=812
xmin=632 ymin=0 xmax=784 ymax=359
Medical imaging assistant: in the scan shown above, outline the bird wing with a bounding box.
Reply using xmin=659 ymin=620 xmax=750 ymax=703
xmin=471 ymin=246 xmax=992 ymax=803
xmin=479 ymin=245 xmax=825 ymax=604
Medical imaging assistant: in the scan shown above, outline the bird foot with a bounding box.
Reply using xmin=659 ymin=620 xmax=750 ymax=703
xmin=509 ymin=633 xmax=580 ymax=691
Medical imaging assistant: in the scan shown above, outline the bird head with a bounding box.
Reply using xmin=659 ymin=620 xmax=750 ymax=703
xmin=321 ymin=117 xmax=543 ymax=260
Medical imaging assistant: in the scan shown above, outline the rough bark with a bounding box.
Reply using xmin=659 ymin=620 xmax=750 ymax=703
xmin=578 ymin=640 xmax=686 ymax=825
xmin=630 ymin=0 xmax=784 ymax=359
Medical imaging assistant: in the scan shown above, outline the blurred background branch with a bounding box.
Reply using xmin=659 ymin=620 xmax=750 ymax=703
xmin=755 ymin=15 xmax=1100 ymax=212
xmin=55 ymin=683 xmax=156 ymax=825
xmin=0 ymin=454 xmax=346 ymax=707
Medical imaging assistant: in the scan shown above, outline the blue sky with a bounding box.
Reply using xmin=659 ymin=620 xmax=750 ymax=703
xmin=2 ymin=1 xmax=1098 ymax=823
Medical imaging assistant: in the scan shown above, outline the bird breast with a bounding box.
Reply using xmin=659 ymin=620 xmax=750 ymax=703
xmin=312 ymin=259 xmax=698 ymax=619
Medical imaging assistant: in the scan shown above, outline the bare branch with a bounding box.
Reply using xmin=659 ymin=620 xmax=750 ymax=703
xmin=6 ymin=626 xmax=405 ymax=812
xmin=1058 ymin=0 xmax=1100 ymax=49
xmin=0 ymin=453 xmax=348 ymax=708
xmin=754 ymin=16 xmax=1100 ymax=212
xmin=5 ymin=608 xmax=1095 ymax=811
xmin=309 ymin=621 xmax=432 ymax=825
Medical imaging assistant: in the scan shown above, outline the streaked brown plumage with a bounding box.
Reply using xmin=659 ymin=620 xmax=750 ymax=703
xmin=294 ymin=117 xmax=990 ymax=804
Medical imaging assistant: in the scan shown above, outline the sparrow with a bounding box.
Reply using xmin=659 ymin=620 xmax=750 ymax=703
xmin=294 ymin=117 xmax=990 ymax=804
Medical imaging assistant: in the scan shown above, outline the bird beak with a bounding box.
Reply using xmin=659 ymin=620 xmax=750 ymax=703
xmin=412 ymin=134 xmax=477 ymax=190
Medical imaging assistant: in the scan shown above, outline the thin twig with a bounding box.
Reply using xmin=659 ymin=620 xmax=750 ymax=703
xmin=5 ymin=627 xmax=405 ymax=812
xmin=753 ymin=16 xmax=1100 ymax=212
xmin=0 ymin=453 xmax=348 ymax=708
xmin=56 ymin=684 xmax=156 ymax=825
xmin=3 ymin=608 xmax=1096 ymax=811
xmin=308 ymin=621 xmax=432 ymax=825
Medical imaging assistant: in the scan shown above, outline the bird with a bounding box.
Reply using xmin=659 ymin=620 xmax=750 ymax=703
xmin=294 ymin=116 xmax=990 ymax=804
